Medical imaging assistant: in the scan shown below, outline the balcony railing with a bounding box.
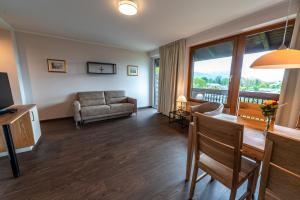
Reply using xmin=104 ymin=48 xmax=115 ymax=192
xmin=191 ymin=88 xmax=280 ymax=104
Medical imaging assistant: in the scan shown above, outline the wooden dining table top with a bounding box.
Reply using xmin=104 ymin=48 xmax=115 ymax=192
xmin=213 ymin=113 xmax=300 ymax=161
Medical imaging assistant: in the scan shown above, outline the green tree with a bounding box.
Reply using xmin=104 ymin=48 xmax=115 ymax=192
xmin=201 ymin=77 xmax=208 ymax=83
xmin=220 ymin=77 xmax=229 ymax=86
xmin=193 ymin=77 xmax=207 ymax=88
xmin=215 ymin=76 xmax=222 ymax=84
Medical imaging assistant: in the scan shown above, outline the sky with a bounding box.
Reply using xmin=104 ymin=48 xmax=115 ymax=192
xmin=194 ymin=51 xmax=285 ymax=82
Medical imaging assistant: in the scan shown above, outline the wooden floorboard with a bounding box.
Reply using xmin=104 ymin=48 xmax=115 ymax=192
xmin=0 ymin=109 xmax=258 ymax=199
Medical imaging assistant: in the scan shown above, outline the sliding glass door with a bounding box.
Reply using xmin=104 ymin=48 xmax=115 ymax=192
xmin=153 ymin=58 xmax=160 ymax=109
xmin=188 ymin=20 xmax=295 ymax=114
xmin=239 ymin=25 xmax=294 ymax=104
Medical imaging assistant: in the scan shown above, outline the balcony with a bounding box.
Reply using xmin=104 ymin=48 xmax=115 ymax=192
xmin=191 ymin=88 xmax=280 ymax=104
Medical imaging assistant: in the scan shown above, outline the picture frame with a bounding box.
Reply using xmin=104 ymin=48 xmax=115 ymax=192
xmin=127 ymin=65 xmax=138 ymax=76
xmin=87 ymin=62 xmax=117 ymax=74
xmin=47 ymin=59 xmax=67 ymax=73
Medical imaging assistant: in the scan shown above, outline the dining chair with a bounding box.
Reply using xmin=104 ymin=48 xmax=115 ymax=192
xmin=189 ymin=113 xmax=260 ymax=200
xmin=186 ymin=102 xmax=224 ymax=181
xmin=258 ymin=131 xmax=300 ymax=200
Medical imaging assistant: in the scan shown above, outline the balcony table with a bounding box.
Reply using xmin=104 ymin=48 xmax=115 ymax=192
xmin=185 ymin=113 xmax=300 ymax=195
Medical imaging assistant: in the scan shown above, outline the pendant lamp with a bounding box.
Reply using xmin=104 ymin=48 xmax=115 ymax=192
xmin=250 ymin=0 xmax=300 ymax=69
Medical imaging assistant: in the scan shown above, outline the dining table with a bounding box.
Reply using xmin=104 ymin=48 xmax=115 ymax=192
xmin=185 ymin=113 xmax=299 ymax=195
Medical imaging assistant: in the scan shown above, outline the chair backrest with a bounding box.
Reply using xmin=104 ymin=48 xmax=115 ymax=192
xmin=193 ymin=113 xmax=244 ymax=183
xmin=190 ymin=102 xmax=224 ymax=116
xmin=238 ymin=102 xmax=266 ymax=121
xmin=259 ymin=131 xmax=300 ymax=200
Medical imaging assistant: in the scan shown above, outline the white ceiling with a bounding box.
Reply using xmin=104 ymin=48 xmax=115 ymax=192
xmin=0 ymin=0 xmax=285 ymax=51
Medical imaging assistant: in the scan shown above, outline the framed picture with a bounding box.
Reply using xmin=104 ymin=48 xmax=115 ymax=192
xmin=87 ymin=62 xmax=117 ymax=74
xmin=127 ymin=65 xmax=138 ymax=76
xmin=47 ymin=59 xmax=67 ymax=73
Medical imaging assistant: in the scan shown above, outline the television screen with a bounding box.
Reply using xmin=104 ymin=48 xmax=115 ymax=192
xmin=0 ymin=72 xmax=14 ymax=110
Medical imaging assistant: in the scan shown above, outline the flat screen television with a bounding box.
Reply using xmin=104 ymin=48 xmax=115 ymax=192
xmin=0 ymin=72 xmax=14 ymax=113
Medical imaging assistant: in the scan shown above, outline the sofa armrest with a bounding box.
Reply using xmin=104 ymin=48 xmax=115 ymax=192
xmin=127 ymin=97 xmax=137 ymax=113
xmin=73 ymin=100 xmax=82 ymax=122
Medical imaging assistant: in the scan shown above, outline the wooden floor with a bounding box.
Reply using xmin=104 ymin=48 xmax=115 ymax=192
xmin=0 ymin=109 xmax=257 ymax=200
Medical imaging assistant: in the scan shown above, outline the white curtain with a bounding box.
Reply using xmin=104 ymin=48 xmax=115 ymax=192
xmin=158 ymin=39 xmax=186 ymax=115
xmin=276 ymin=7 xmax=300 ymax=128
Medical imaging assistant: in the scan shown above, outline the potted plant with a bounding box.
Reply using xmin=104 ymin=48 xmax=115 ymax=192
xmin=259 ymin=100 xmax=279 ymax=132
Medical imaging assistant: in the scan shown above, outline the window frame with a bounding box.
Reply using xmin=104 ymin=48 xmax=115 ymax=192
xmin=187 ymin=19 xmax=295 ymax=114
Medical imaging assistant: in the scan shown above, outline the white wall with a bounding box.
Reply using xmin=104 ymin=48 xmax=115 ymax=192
xmin=16 ymin=32 xmax=151 ymax=120
xmin=0 ymin=28 xmax=23 ymax=104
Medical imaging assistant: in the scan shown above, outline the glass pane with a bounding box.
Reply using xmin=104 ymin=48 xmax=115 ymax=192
xmin=153 ymin=58 xmax=160 ymax=109
xmin=239 ymin=25 xmax=294 ymax=104
xmin=190 ymin=40 xmax=234 ymax=104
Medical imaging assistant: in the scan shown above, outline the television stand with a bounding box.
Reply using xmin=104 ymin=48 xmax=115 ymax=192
xmin=0 ymin=108 xmax=18 ymax=115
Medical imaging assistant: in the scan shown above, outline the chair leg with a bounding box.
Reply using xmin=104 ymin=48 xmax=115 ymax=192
xmin=250 ymin=163 xmax=261 ymax=199
xmin=230 ymin=187 xmax=237 ymax=200
xmin=248 ymin=166 xmax=260 ymax=200
xmin=186 ymin=123 xmax=194 ymax=181
xmin=246 ymin=174 xmax=255 ymax=200
xmin=209 ymin=176 xmax=215 ymax=183
xmin=75 ymin=121 xmax=80 ymax=129
xmin=189 ymin=163 xmax=199 ymax=200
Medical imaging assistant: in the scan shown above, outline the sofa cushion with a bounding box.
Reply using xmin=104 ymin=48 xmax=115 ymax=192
xmin=78 ymin=91 xmax=106 ymax=107
xmin=81 ymin=105 xmax=110 ymax=117
xmin=109 ymin=103 xmax=134 ymax=114
xmin=105 ymin=91 xmax=127 ymax=104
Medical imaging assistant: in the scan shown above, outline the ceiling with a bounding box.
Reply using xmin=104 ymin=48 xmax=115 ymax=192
xmin=0 ymin=0 xmax=285 ymax=52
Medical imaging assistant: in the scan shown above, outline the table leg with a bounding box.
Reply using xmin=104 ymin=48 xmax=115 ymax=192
xmin=181 ymin=116 xmax=184 ymax=128
xmin=2 ymin=124 xmax=20 ymax=177
xmin=185 ymin=123 xmax=194 ymax=181
xmin=251 ymin=161 xmax=261 ymax=198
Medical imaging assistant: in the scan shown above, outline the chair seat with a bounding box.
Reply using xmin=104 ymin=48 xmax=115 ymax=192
xmin=198 ymin=153 xmax=259 ymax=188
xmin=265 ymin=189 xmax=281 ymax=200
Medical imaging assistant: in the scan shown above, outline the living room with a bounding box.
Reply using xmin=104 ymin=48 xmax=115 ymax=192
xmin=0 ymin=0 xmax=300 ymax=199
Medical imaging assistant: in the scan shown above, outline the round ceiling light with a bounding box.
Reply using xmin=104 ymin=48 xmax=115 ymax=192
xmin=119 ymin=0 xmax=138 ymax=16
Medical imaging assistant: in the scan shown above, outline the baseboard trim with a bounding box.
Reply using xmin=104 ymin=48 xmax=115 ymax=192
xmin=40 ymin=116 xmax=73 ymax=123
xmin=138 ymin=106 xmax=153 ymax=110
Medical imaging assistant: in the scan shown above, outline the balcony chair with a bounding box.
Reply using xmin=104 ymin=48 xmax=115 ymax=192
xmin=190 ymin=102 xmax=224 ymax=116
xmin=237 ymin=102 xmax=278 ymax=130
xmin=189 ymin=113 xmax=260 ymax=200
xmin=258 ymin=130 xmax=300 ymax=200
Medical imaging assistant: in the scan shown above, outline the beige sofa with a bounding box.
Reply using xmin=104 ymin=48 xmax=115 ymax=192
xmin=73 ymin=90 xmax=137 ymax=127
